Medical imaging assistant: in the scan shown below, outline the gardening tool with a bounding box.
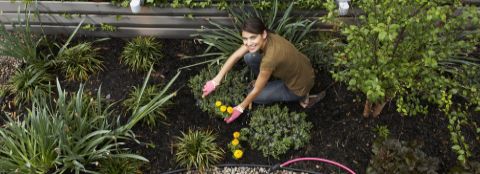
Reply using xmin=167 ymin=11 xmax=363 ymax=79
xmin=268 ymin=157 xmax=356 ymax=174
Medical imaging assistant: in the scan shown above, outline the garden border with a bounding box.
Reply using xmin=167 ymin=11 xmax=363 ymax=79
xmin=0 ymin=1 xmax=356 ymax=38
xmin=1 ymin=1 xmax=479 ymax=38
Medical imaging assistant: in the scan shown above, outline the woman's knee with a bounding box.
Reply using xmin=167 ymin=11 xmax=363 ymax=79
xmin=243 ymin=52 xmax=261 ymax=65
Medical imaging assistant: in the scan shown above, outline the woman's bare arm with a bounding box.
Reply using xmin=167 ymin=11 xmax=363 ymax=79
xmin=212 ymin=46 xmax=249 ymax=84
xmin=238 ymin=70 xmax=272 ymax=109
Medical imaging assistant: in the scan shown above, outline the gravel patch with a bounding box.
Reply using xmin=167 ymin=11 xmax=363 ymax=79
xmin=0 ymin=56 xmax=22 ymax=85
xmin=169 ymin=166 xmax=313 ymax=174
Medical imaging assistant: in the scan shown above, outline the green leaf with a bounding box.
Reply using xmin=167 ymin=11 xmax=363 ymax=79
xmin=452 ymin=145 xmax=461 ymax=151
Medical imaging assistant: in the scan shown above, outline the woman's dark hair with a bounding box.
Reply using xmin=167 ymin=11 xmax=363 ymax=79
xmin=242 ymin=16 xmax=267 ymax=34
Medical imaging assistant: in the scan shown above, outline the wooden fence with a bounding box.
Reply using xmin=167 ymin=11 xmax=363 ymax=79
xmin=0 ymin=0 xmax=478 ymax=38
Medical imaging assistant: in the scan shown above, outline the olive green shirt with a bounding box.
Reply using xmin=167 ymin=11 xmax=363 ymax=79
xmin=260 ymin=33 xmax=315 ymax=97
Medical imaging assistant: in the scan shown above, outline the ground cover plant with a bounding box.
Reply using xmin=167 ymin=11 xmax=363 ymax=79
xmin=240 ymin=105 xmax=312 ymax=159
xmin=188 ymin=65 xmax=249 ymax=119
xmin=0 ymin=1 xmax=480 ymax=173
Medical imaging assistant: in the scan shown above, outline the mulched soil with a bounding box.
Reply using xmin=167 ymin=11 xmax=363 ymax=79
xmin=12 ymin=37 xmax=479 ymax=174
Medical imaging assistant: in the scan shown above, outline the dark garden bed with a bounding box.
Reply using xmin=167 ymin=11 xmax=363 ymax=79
xmin=49 ymin=37 xmax=477 ymax=173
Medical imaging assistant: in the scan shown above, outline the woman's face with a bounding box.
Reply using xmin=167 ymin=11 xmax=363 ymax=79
xmin=241 ymin=30 xmax=267 ymax=53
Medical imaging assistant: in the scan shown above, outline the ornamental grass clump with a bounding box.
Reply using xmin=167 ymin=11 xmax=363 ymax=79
xmin=8 ymin=65 xmax=52 ymax=105
xmin=174 ymin=129 xmax=224 ymax=173
xmin=123 ymin=84 xmax=172 ymax=128
xmin=56 ymin=42 xmax=103 ymax=81
xmin=240 ymin=105 xmax=312 ymax=159
xmin=97 ymin=156 xmax=144 ymax=174
xmin=188 ymin=65 xmax=249 ymax=119
xmin=121 ymin=36 xmax=163 ymax=72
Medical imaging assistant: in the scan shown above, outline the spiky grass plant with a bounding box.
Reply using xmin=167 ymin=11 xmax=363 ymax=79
xmin=175 ymin=129 xmax=224 ymax=173
xmin=122 ymin=84 xmax=171 ymax=128
xmin=57 ymin=42 xmax=103 ymax=81
xmin=0 ymin=106 xmax=62 ymax=173
xmin=0 ymin=10 xmax=38 ymax=64
xmin=0 ymin=67 xmax=180 ymax=173
xmin=121 ymin=36 xmax=163 ymax=72
xmin=9 ymin=65 xmax=52 ymax=105
xmin=97 ymin=156 xmax=143 ymax=174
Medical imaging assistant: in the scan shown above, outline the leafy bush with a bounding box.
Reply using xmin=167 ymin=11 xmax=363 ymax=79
xmin=188 ymin=65 xmax=249 ymax=119
xmin=324 ymin=0 xmax=480 ymax=110
xmin=324 ymin=0 xmax=480 ymax=162
xmin=57 ymin=42 xmax=103 ymax=81
xmin=121 ymin=36 xmax=163 ymax=72
xmin=367 ymin=138 xmax=440 ymax=174
xmin=240 ymin=105 xmax=312 ymax=159
xmin=123 ymin=84 xmax=171 ymax=128
xmin=174 ymin=129 xmax=224 ymax=173
xmin=191 ymin=0 xmax=316 ymax=66
xmin=9 ymin=65 xmax=52 ymax=105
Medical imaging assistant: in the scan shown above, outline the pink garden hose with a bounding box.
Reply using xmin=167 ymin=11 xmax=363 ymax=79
xmin=275 ymin=157 xmax=356 ymax=174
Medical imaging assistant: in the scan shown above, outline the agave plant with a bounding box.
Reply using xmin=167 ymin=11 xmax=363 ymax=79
xmin=175 ymin=129 xmax=224 ymax=173
xmin=121 ymin=36 xmax=164 ymax=72
xmin=184 ymin=0 xmax=316 ymax=68
xmin=56 ymin=42 xmax=103 ymax=81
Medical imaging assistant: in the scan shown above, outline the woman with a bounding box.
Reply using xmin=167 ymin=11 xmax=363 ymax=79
xmin=202 ymin=17 xmax=322 ymax=123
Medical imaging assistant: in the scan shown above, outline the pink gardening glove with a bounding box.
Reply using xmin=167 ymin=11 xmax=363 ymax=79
xmin=224 ymin=106 xmax=244 ymax=124
xmin=202 ymin=80 xmax=217 ymax=98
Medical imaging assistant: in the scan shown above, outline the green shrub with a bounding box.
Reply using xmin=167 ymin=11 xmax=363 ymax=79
xmin=121 ymin=36 xmax=163 ymax=72
xmin=324 ymin=0 xmax=480 ymax=163
xmin=188 ymin=65 xmax=249 ymax=119
xmin=57 ymin=42 xmax=103 ymax=81
xmin=9 ymin=65 xmax=52 ymax=105
xmin=240 ymin=105 xmax=312 ymax=159
xmin=174 ymin=129 xmax=224 ymax=173
xmin=97 ymin=157 xmax=144 ymax=174
xmin=367 ymin=138 xmax=440 ymax=174
xmin=123 ymin=84 xmax=171 ymax=128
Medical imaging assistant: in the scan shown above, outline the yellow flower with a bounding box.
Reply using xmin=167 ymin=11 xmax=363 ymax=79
xmin=233 ymin=131 xmax=240 ymax=139
xmin=215 ymin=101 xmax=222 ymax=107
xmin=231 ymin=139 xmax=239 ymax=146
xmin=233 ymin=149 xmax=243 ymax=159
xmin=227 ymin=106 xmax=234 ymax=114
xmin=220 ymin=105 xmax=227 ymax=112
